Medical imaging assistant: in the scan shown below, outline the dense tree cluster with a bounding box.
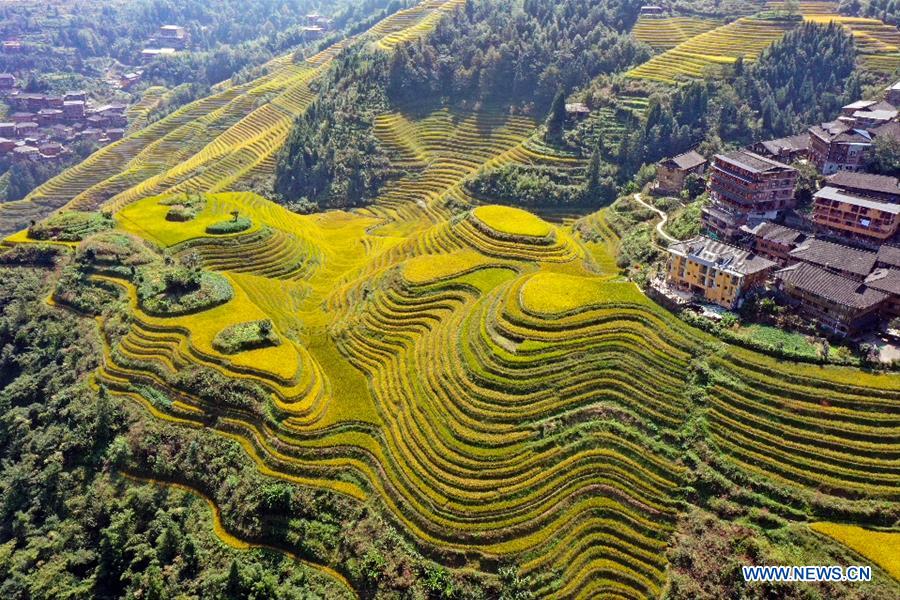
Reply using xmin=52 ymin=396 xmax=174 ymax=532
xmin=840 ymin=0 xmax=900 ymax=26
xmin=274 ymin=49 xmax=394 ymax=209
xmin=734 ymin=21 xmax=858 ymax=138
xmin=387 ymin=0 xmax=650 ymax=109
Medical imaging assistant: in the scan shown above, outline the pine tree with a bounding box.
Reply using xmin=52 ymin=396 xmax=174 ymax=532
xmin=544 ymin=88 xmax=567 ymax=143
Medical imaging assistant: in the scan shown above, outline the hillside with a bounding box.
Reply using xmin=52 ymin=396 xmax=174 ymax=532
xmin=1 ymin=0 xmax=899 ymax=598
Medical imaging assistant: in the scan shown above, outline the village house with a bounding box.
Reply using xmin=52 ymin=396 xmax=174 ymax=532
xmin=788 ymin=238 xmax=877 ymax=281
xmin=2 ymin=41 xmax=22 ymax=54
xmin=0 ymin=123 xmax=14 ymax=137
xmin=10 ymin=111 xmax=35 ymax=123
xmin=808 ymin=121 xmax=872 ymax=175
xmin=157 ymin=25 xmax=189 ymax=48
xmin=774 ymin=262 xmax=887 ymax=336
xmin=702 ymin=150 xmax=798 ymax=241
xmin=305 ymin=13 xmax=332 ymax=28
xmin=655 ymin=150 xmax=707 ymax=195
xmin=14 ymin=122 xmax=38 ymax=137
xmin=564 ymin=103 xmax=591 ymax=122
xmin=120 ymin=72 xmax=142 ymax=89
xmin=665 ymin=235 xmax=776 ymax=309
xmin=639 ymin=5 xmax=666 ymax=16
xmin=812 ymin=186 xmax=900 ymax=242
xmin=0 ymin=73 xmax=15 ymax=91
xmin=0 ymin=137 xmax=15 ymax=153
xmin=886 ymin=80 xmax=900 ymax=106
xmin=12 ymin=145 xmax=38 ymax=161
xmin=63 ymin=100 xmax=85 ymax=120
xmin=826 ymin=171 xmax=900 ymax=204
xmin=877 ymin=245 xmax=900 ymax=270
xmin=141 ymin=48 xmax=176 ymax=63
xmin=865 ymin=268 xmax=900 ymax=318
xmin=741 ymin=221 xmax=811 ymax=266
xmin=750 ymin=133 xmax=810 ymax=163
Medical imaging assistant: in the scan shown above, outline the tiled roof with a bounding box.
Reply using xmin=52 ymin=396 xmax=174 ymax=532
xmin=776 ymin=263 xmax=887 ymax=310
xmin=716 ymin=150 xmax=793 ymax=174
xmin=668 ymin=235 xmax=776 ymax=276
xmin=809 ymin=122 xmax=872 ymax=144
xmin=877 ymin=245 xmax=900 ymax=268
xmin=667 ymin=150 xmax=706 ymax=170
xmin=756 ymin=133 xmax=810 ymax=156
xmin=789 ymin=238 xmax=877 ymax=278
xmin=744 ymin=221 xmax=810 ymax=245
xmin=826 ymin=171 xmax=900 ymax=198
xmin=865 ymin=268 xmax=900 ymax=296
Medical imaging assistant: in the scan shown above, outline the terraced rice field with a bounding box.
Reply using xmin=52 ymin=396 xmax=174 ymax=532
xmin=632 ymin=16 xmax=720 ymax=50
xmin=626 ymin=16 xmax=799 ymax=83
xmin=629 ymin=3 xmax=900 ymax=84
xmin=364 ymin=104 xmax=546 ymax=232
xmin=803 ymin=13 xmax=900 ymax=74
xmin=0 ymin=0 xmax=465 ymax=237
xmin=4 ymin=1 xmax=899 ymax=596
xmin=8 ymin=184 xmax=895 ymax=596
xmin=811 ymin=523 xmax=900 ymax=580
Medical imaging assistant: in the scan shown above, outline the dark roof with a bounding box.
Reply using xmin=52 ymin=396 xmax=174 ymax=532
xmin=809 ymin=121 xmax=873 ymax=144
xmin=668 ymin=235 xmax=776 ymax=276
xmin=674 ymin=150 xmax=706 ymax=170
xmin=744 ymin=221 xmax=810 ymax=245
xmin=826 ymin=171 xmax=900 ymax=198
xmin=776 ymin=262 xmax=887 ymax=310
xmin=715 ymin=150 xmax=793 ymax=174
xmin=865 ymin=268 xmax=900 ymax=296
xmin=877 ymin=245 xmax=900 ymax=268
xmin=789 ymin=238 xmax=877 ymax=278
xmin=756 ymin=133 xmax=810 ymax=156
xmin=663 ymin=150 xmax=706 ymax=170
xmin=870 ymin=120 xmax=900 ymax=141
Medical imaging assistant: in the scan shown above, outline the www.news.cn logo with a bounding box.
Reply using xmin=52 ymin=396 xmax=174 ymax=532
xmin=743 ymin=565 xmax=872 ymax=582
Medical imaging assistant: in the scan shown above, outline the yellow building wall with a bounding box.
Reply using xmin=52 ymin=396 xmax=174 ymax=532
xmin=668 ymin=255 xmax=741 ymax=308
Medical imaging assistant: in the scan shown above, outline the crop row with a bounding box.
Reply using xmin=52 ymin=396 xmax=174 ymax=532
xmin=632 ymin=16 xmax=720 ymax=50
xmin=626 ymin=17 xmax=798 ymax=83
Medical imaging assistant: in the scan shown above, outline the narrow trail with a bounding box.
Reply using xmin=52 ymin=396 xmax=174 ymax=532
xmin=633 ymin=193 xmax=679 ymax=245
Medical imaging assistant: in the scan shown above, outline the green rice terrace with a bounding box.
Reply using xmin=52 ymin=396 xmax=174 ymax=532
xmin=627 ymin=1 xmax=900 ymax=83
xmin=0 ymin=0 xmax=898 ymax=598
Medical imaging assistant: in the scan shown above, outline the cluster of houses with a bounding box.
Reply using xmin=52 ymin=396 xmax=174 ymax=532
xmin=0 ymin=73 xmax=128 ymax=162
xmin=300 ymin=13 xmax=334 ymax=39
xmin=655 ymin=81 xmax=900 ymax=337
xmin=141 ymin=25 xmax=189 ymax=63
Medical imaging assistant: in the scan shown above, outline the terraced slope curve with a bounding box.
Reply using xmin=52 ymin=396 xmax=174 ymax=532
xmin=626 ymin=16 xmax=798 ymax=83
xmin=7 ymin=188 xmax=892 ymax=597
xmin=632 ymin=15 xmax=720 ymax=50
xmin=0 ymin=0 xmax=466 ymax=237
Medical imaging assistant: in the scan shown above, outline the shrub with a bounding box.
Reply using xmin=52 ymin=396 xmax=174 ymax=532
xmin=205 ymin=216 xmax=252 ymax=235
xmin=212 ymin=319 xmax=280 ymax=354
xmin=137 ymin=267 xmax=233 ymax=316
xmin=28 ymin=211 xmax=113 ymax=242
xmin=0 ymin=243 xmax=66 ymax=266
xmin=165 ymin=205 xmax=197 ymax=222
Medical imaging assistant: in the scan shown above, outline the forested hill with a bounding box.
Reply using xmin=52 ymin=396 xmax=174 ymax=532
xmin=275 ymin=0 xmax=652 ymax=209
xmin=387 ymin=0 xmax=648 ymax=107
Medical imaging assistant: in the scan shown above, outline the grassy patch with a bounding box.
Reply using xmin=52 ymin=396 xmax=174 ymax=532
xmin=136 ymin=267 xmax=233 ymax=316
xmin=730 ymin=324 xmax=821 ymax=359
xmin=28 ymin=211 xmax=113 ymax=242
xmin=206 ymin=216 xmax=252 ymax=235
xmin=212 ymin=319 xmax=280 ymax=354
